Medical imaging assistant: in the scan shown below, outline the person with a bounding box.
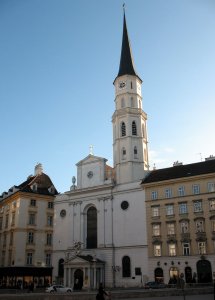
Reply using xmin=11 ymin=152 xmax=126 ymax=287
xmin=96 ymin=283 xmax=109 ymax=300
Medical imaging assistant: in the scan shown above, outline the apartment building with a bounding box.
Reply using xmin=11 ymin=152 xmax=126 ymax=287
xmin=0 ymin=163 xmax=57 ymax=288
xmin=142 ymin=157 xmax=215 ymax=285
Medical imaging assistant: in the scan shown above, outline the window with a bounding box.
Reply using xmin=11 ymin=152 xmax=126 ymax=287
xmin=167 ymin=223 xmax=175 ymax=235
xmin=198 ymin=242 xmax=206 ymax=255
xmin=151 ymin=191 xmax=158 ymax=200
xmin=11 ymin=212 xmax=15 ymax=226
xmin=122 ymin=147 xmax=126 ymax=160
xmin=179 ymin=203 xmax=188 ymax=214
xmin=121 ymin=122 xmax=126 ymax=136
xmin=47 ymin=215 xmax=53 ymax=227
xmin=169 ymin=243 xmax=176 ymax=256
xmin=122 ymin=256 xmax=131 ymax=277
xmin=142 ymin=124 xmax=145 ymax=138
xmin=152 ymin=206 xmax=159 ymax=217
xmin=130 ymin=81 xmax=133 ymax=89
xmin=5 ymin=215 xmax=9 ymax=228
xmin=28 ymin=232 xmax=34 ymax=244
xmin=47 ymin=233 xmax=52 ymax=245
xmin=29 ymin=213 xmax=36 ymax=225
xmin=196 ymin=220 xmax=204 ymax=232
xmin=139 ymin=99 xmax=141 ymax=109
xmin=121 ymin=201 xmax=129 ymax=210
xmin=9 ymin=232 xmax=13 ymax=245
xmin=194 ymin=200 xmax=202 ymax=212
xmin=26 ymin=253 xmax=33 ymax=265
xmin=1 ymin=251 xmax=5 ymax=267
xmin=208 ymin=182 xmax=215 ymax=193
xmin=152 ymin=224 xmax=160 ymax=236
xmin=121 ymin=98 xmax=125 ymax=108
xmin=181 ymin=221 xmax=189 ymax=233
xmin=165 ymin=188 xmax=172 ymax=198
xmin=154 ymin=245 xmax=161 ymax=257
xmin=166 ymin=204 xmax=174 ymax=216
xmin=8 ymin=250 xmax=12 ymax=266
xmin=46 ymin=253 xmax=52 ymax=266
xmin=209 ymin=199 xmax=215 ymax=211
xmin=130 ymin=97 xmax=134 ymax=107
xmin=134 ymin=146 xmax=138 ymax=159
xmin=30 ymin=199 xmax=36 ymax=207
xmin=3 ymin=233 xmax=7 ymax=246
xmin=48 ymin=202 xmax=53 ymax=209
xmin=132 ymin=121 xmax=137 ymax=135
xmin=178 ymin=186 xmax=185 ymax=197
xmin=87 ymin=207 xmax=97 ymax=249
xmin=211 ymin=219 xmax=215 ymax=232
xmin=182 ymin=243 xmax=190 ymax=256
xmin=193 ymin=184 xmax=200 ymax=195
xmin=0 ymin=217 xmax=2 ymax=230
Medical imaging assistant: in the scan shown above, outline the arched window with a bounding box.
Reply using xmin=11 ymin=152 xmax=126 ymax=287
xmin=122 ymin=147 xmax=126 ymax=160
xmin=87 ymin=207 xmax=97 ymax=249
xmin=134 ymin=146 xmax=138 ymax=159
xmin=121 ymin=98 xmax=125 ymax=108
xmin=121 ymin=122 xmax=126 ymax=136
xmin=122 ymin=256 xmax=131 ymax=277
xmin=58 ymin=258 xmax=64 ymax=278
xmin=130 ymin=97 xmax=134 ymax=107
xmin=132 ymin=121 xmax=137 ymax=135
xmin=142 ymin=124 xmax=145 ymax=138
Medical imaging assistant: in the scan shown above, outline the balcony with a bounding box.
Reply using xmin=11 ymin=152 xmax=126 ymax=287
xmin=180 ymin=232 xmax=191 ymax=242
xmin=195 ymin=231 xmax=207 ymax=241
xmin=152 ymin=235 xmax=162 ymax=244
xmin=167 ymin=234 xmax=177 ymax=243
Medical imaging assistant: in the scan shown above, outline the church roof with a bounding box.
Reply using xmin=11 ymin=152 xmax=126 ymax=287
xmin=142 ymin=160 xmax=215 ymax=184
xmin=77 ymin=255 xmax=105 ymax=264
xmin=114 ymin=13 xmax=142 ymax=83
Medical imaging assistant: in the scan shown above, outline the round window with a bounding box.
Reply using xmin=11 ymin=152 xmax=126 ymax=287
xmin=60 ymin=209 xmax=66 ymax=218
xmin=121 ymin=201 xmax=129 ymax=210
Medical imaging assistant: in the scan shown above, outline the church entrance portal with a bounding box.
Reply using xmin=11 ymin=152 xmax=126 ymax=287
xmin=73 ymin=269 xmax=83 ymax=290
xmin=197 ymin=260 xmax=212 ymax=283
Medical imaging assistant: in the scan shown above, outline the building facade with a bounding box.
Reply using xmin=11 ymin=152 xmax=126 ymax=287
xmin=142 ymin=158 xmax=215 ymax=285
xmin=0 ymin=163 xmax=57 ymax=288
xmin=52 ymin=13 xmax=149 ymax=289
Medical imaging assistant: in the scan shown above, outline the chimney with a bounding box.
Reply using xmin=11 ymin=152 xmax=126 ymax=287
xmin=34 ymin=163 xmax=43 ymax=175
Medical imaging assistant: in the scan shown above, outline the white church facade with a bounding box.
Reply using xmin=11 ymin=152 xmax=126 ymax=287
xmin=52 ymin=12 xmax=150 ymax=289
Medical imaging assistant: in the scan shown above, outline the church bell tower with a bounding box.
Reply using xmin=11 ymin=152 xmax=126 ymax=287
xmin=112 ymin=12 xmax=149 ymax=184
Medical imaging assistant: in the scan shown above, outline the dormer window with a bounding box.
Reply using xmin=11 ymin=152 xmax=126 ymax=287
xmin=32 ymin=183 xmax=37 ymax=192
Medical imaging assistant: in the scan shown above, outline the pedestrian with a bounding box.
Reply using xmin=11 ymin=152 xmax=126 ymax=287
xmin=96 ymin=283 xmax=109 ymax=300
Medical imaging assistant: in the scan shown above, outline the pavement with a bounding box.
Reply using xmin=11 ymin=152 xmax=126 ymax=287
xmin=122 ymin=295 xmax=213 ymax=300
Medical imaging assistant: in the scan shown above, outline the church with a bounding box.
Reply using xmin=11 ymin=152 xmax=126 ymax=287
xmin=52 ymin=11 xmax=150 ymax=289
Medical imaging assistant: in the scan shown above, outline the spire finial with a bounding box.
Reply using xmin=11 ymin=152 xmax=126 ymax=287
xmin=123 ymin=3 xmax=126 ymax=13
xmin=89 ymin=145 xmax=94 ymax=155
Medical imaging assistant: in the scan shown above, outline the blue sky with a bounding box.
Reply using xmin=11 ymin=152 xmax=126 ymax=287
xmin=0 ymin=0 xmax=215 ymax=193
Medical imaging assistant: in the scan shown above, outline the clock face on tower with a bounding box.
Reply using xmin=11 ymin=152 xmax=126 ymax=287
xmin=87 ymin=171 xmax=93 ymax=179
xmin=119 ymin=81 xmax=126 ymax=89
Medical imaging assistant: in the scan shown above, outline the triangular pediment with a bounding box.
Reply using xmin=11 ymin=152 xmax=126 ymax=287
xmin=76 ymin=154 xmax=107 ymax=167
